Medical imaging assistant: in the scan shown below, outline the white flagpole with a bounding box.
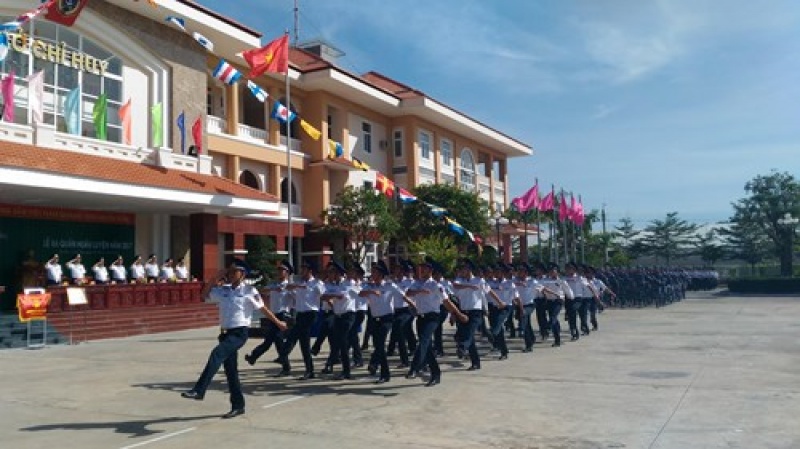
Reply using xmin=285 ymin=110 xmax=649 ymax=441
xmin=285 ymin=30 xmax=293 ymax=268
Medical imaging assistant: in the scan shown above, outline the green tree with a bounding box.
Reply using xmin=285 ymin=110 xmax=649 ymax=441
xmin=729 ymin=171 xmax=800 ymax=276
xmin=640 ymin=212 xmax=698 ymax=266
xmin=408 ymin=233 xmax=460 ymax=275
xmin=397 ymin=183 xmax=490 ymax=247
xmin=718 ymin=220 xmax=771 ymax=274
xmin=693 ymin=229 xmax=725 ymax=267
xmin=245 ymin=235 xmax=282 ymax=285
xmin=613 ymin=216 xmax=642 ymax=262
xmin=320 ymin=186 xmax=399 ymax=265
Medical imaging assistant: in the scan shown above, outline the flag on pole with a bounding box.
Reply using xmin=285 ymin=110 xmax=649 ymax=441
xmin=64 ymin=87 xmax=80 ymax=134
xmin=118 ymin=98 xmax=132 ymax=145
xmin=397 ymin=187 xmax=418 ymax=204
xmin=512 ymin=183 xmax=540 ymax=212
xmin=212 ymin=60 xmax=242 ymax=86
xmin=192 ymin=32 xmax=214 ymax=52
xmin=270 ymin=101 xmax=295 ymax=124
xmin=151 ymin=102 xmax=163 ymax=147
xmin=1 ymin=71 xmax=14 ymax=123
xmin=558 ymin=192 xmax=568 ymax=221
xmin=568 ymin=194 xmax=578 ymax=223
xmin=538 ymin=191 xmax=554 ymax=212
xmin=176 ymin=111 xmax=186 ymax=154
xmin=191 ymin=116 xmax=203 ymax=155
xmin=2 ymin=1 xmax=54 ymax=32
xmin=165 ymin=16 xmax=185 ymax=32
xmin=425 ymin=202 xmax=447 ymax=217
xmin=45 ymin=0 xmax=89 ymax=27
xmin=327 ymin=140 xmax=344 ymax=159
xmin=0 ymin=33 xmax=9 ymax=62
xmin=246 ymin=80 xmax=268 ymax=102
xmin=351 ymin=157 xmax=370 ymax=171
xmin=92 ymin=93 xmax=108 ymax=140
xmin=300 ymin=119 xmax=321 ymax=141
xmin=573 ymin=197 xmax=585 ymax=225
xmin=445 ymin=217 xmax=465 ymax=236
xmin=242 ymin=34 xmax=289 ymax=77
xmin=26 ymin=71 xmax=44 ymax=124
xmin=376 ymin=173 xmax=395 ymax=198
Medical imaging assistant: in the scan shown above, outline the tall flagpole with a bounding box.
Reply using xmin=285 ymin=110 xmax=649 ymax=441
xmin=285 ymin=27 xmax=293 ymax=268
xmin=561 ymin=189 xmax=568 ymax=264
xmin=579 ymin=194 xmax=585 ymax=263
xmin=552 ymin=184 xmax=557 ymax=264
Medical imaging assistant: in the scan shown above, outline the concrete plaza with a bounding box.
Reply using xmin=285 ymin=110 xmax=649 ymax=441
xmin=1 ymin=291 xmax=799 ymax=449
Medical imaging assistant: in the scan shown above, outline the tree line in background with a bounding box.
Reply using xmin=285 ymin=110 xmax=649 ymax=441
xmin=246 ymin=170 xmax=799 ymax=279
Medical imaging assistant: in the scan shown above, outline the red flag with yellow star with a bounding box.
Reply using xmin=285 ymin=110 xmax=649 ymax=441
xmin=243 ymin=34 xmax=289 ymax=77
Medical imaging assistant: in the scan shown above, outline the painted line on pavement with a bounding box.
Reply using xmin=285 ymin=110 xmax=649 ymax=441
xmin=262 ymin=395 xmax=306 ymax=409
xmin=119 ymin=427 xmax=196 ymax=449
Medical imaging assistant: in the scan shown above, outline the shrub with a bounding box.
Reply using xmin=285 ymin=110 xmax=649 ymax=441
xmin=727 ymin=277 xmax=800 ymax=294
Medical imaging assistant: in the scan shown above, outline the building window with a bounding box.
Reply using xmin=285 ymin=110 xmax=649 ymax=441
xmin=393 ymin=129 xmax=403 ymax=159
xmin=441 ymin=139 xmax=453 ymax=167
xmin=280 ymin=178 xmax=298 ymax=205
xmin=239 ymin=170 xmax=260 ymax=190
xmin=362 ymin=122 xmax=372 ymax=153
xmin=363 ymin=180 xmax=373 ymax=190
xmin=0 ymin=18 xmax=124 ymax=141
xmin=327 ymin=114 xmax=333 ymax=139
xmin=460 ymin=148 xmax=476 ymax=191
xmin=419 ymin=130 xmax=431 ymax=160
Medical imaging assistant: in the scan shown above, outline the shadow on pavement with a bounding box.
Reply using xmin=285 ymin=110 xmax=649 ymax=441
xmin=20 ymin=415 xmax=219 ymax=438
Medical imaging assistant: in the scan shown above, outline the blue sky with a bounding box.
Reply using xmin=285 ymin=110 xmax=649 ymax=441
xmin=204 ymin=0 xmax=800 ymax=228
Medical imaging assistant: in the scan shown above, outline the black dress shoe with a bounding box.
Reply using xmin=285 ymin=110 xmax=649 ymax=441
xmin=353 ymin=362 xmax=364 ymax=368
xmin=310 ymin=347 xmax=320 ymax=356
xmin=467 ymin=365 xmax=481 ymax=371
xmin=405 ymin=371 xmax=418 ymax=379
xmin=332 ymin=374 xmax=352 ymax=381
xmin=274 ymin=369 xmax=291 ymax=377
xmin=374 ymin=378 xmax=389 ymax=384
xmin=181 ymin=390 xmax=204 ymax=400
xmin=222 ymin=408 xmax=245 ymax=419
xmin=498 ymin=354 xmax=508 ymax=361
xmin=551 ymin=342 xmax=561 ymax=347
xmin=367 ymin=365 xmax=377 ymax=376
xmin=425 ymin=377 xmax=440 ymax=387
xmin=320 ymin=366 xmax=333 ymax=374
xmin=297 ymin=372 xmax=315 ymax=381
xmin=244 ymin=354 xmax=256 ymax=366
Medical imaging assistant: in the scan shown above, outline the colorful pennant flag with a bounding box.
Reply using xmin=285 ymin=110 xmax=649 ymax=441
xmin=118 ymin=98 xmax=132 ymax=145
xmin=300 ymin=119 xmax=321 ymax=141
xmin=165 ymin=16 xmax=185 ymax=32
xmin=425 ymin=202 xmax=447 ymax=217
xmin=270 ymin=101 xmax=295 ymax=124
xmin=212 ymin=59 xmax=242 ymax=86
xmin=246 ymin=80 xmax=268 ymax=102
xmin=397 ymin=187 xmax=418 ymax=204
xmin=352 ymin=157 xmax=370 ymax=171
xmin=193 ymin=32 xmax=214 ymax=52
xmin=242 ymin=34 xmax=290 ymax=77
xmin=26 ymin=71 xmax=44 ymax=124
xmin=151 ymin=102 xmax=163 ymax=147
xmin=192 ymin=116 xmax=203 ymax=155
xmin=327 ymin=140 xmax=344 ymax=159
xmin=1 ymin=71 xmax=14 ymax=123
xmin=92 ymin=93 xmax=108 ymax=140
xmin=45 ymin=0 xmax=89 ymax=27
xmin=176 ymin=111 xmax=186 ymax=154
xmin=2 ymin=1 xmax=53 ymax=32
xmin=376 ymin=173 xmax=395 ymax=198
xmin=0 ymin=33 xmax=8 ymax=62
xmin=445 ymin=217 xmax=465 ymax=235
xmin=64 ymin=87 xmax=80 ymax=135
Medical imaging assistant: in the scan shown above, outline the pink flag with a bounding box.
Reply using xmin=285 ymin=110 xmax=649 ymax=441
xmin=568 ymin=194 xmax=578 ymax=223
xmin=26 ymin=71 xmax=43 ymax=124
xmin=1 ymin=71 xmax=15 ymax=123
xmin=512 ymin=183 xmax=540 ymax=212
xmin=558 ymin=192 xmax=568 ymax=221
xmin=538 ymin=191 xmax=554 ymax=212
xmin=574 ymin=198 xmax=585 ymax=225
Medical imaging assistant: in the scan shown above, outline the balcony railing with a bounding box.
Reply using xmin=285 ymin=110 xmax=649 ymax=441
xmin=206 ymin=115 xmax=227 ymax=134
xmin=237 ymin=123 xmax=267 ymax=141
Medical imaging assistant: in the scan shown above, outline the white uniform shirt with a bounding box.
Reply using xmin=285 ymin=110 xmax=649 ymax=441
xmin=160 ymin=266 xmax=175 ymax=281
xmin=516 ymin=277 xmax=543 ymax=306
xmin=325 ymin=281 xmax=356 ymax=315
xmin=540 ymin=277 xmax=574 ymax=301
xmin=453 ymin=276 xmax=486 ymax=311
xmin=145 ymin=262 xmax=159 ymax=278
xmin=495 ymin=278 xmax=518 ymax=306
xmin=268 ymin=280 xmax=291 ymax=313
xmin=393 ymin=276 xmax=415 ymax=308
xmin=364 ymin=280 xmax=404 ymax=317
xmin=67 ymin=262 xmax=85 ymax=280
xmin=410 ymin=278 xmax=444 ymax=315
xmin=292 ymin=277 xmax=324 ymax=313
xmin=175 ymin=265 xmax=189 ymax=281
xmin=46 ymin=262 xmax=62 ymax=283
xmin=565 ymin=274 xmax=594 ymax=298
xmin=130 ymin=263 xmax=145 ymax=280
xmin=93 ymin=266 xmax=109 ymax=283
xmin=110 ymin=264 xmax=126 ymax=281
xmin=591 ymin=278 xmax=607 ymax=295
xmin=207 ymin=283 xmax=265 ymax=329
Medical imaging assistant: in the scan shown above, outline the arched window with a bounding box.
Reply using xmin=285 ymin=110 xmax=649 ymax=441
xmin=277 ymin=98 xmax=299 ymax=139
xmin=280 ymin=178 xmax=298 ymax=205
xmin=460 ymin=148 xmax=476 ymax=191
xmin=239 ymin=170 xmax=260 ymax=190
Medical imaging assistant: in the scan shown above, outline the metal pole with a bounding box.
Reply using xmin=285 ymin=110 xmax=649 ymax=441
xmin=284 ymin=32 xmax=293 ymax=268
xmin=602 ymin=204 xmax=608 ymax=265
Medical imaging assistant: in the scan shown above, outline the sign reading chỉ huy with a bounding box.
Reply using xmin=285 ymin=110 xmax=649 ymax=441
xmin=5 ymin=31 xmax=109 ymax=77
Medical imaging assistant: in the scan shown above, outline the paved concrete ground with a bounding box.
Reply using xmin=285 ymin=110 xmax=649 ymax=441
xmin=1 ymin=291 xmax=799 ymax=449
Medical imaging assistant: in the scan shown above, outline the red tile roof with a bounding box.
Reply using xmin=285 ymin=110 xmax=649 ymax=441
xmin=361 ymin=71 xmax=425 ymax=100
xmin=178 ymin=0 xmax=262 ymax=38
xmin=0 ymin=141 xmax=278 ymax=202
